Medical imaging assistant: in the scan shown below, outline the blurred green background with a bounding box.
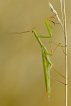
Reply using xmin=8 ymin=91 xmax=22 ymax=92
xmin=0 ymin=0 xmax=70 ymax=106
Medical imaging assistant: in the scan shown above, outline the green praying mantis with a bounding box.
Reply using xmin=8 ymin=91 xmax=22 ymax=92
xmin=11 ymin=14 xmax=66 ymax=98
xmin=32 ymin=27 xmax=66 ymax=98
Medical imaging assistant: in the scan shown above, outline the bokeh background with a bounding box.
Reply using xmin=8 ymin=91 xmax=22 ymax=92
xmin=0 ymin=0 xmax=70 ymax=106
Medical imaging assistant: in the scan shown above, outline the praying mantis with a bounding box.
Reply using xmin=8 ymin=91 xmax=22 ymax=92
xmin=32 ymin=27 xmax=66 ymax=98
xmin=11 ymin=14 xmax=66 ymax=98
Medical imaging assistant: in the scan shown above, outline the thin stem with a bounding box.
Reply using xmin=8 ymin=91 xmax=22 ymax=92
xmin=62 ymin=0 xmax=68 ymax=106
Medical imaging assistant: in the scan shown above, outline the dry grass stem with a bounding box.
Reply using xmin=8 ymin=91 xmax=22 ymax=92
xmin=48 ymin=1 xmax=63 ymax=28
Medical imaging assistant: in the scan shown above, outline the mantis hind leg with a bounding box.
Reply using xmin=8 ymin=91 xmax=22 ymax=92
xmin=52 ymin=64 xmax=66 ymax=79
xmin=50 ymin=75 xmax=66 ymax=85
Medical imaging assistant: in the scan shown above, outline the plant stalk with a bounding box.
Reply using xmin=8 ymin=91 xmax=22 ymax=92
xmin=63 ymin=0 xmax=68 ymax=106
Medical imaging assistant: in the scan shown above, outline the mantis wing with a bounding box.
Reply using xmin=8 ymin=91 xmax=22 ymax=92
xmin=41 ymin=48 xmax=52 ymax=97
